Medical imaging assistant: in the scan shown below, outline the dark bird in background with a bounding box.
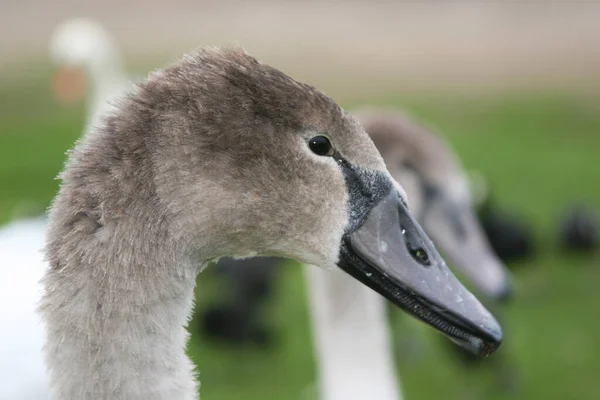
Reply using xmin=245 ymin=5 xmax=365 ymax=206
xmin=199 ymin=257 xmax=283 ymax=347
xmin=558 ymin=204 xmax=599 ymax=252
xmin=477 ymin=194 xmax=536 ymax=265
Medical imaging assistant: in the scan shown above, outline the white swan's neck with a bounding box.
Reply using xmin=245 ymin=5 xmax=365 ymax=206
xmin=85 ymin=52 xmax=129 ymax=129
xmin=304 ymin=266 xmax=402 ymax=400
xmin=85 ymin=48 xmax=125 ymax=88
xmin=42 ymin=225 xmax=200 ymax=400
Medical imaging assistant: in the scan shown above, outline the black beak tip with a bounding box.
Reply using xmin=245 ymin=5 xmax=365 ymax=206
xmin=485 ymin=334 xmax=503 ymax=356
xmin=479 ymin=322 xmax=503 ymax=357
xmin=451 ymin=310 xmax=503 ymax=357
xmin=454 ymin=328 xmax=502 ymax=358
xmin=480 ymin=338 xmax=502 ymax=357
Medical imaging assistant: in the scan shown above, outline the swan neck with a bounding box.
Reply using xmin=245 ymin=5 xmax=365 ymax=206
xmin=304 ymin=266 xmax=402 ymax=400
xmin=81 ymin=47 xmax=126 ymax=99
xmin=42 ymin=224 xmax=200 ymax=400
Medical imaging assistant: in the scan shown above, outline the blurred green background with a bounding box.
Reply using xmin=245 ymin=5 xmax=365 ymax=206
xmin=1 ymin=2 xmax=599 ymax=400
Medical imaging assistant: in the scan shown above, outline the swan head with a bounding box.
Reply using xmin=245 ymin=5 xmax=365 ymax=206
xmin=52 ymin=47 xmax=502 ymax=356
xmin=49 ymin=17 xmax=118 ymax=71
xmin=356 ymin=110 xmax=513 ymax=302
xmin=48 ymin=18 xmax=119 ymax=103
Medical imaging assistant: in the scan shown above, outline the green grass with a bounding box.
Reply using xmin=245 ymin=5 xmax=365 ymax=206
xmin=1 ymin=75 xmax=599 ymax=400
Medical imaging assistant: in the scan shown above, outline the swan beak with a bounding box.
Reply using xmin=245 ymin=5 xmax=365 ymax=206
xmin=51 ymin=66 xmax=87 ymax=105
xmin=421 ymin=199 xmax=514 ymax=302
xmin=337 ymin=190 xmax=503 ymax=357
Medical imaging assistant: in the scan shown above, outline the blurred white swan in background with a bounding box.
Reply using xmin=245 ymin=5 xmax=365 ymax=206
xmin=49 ymin=17 xmax=133 ymax=133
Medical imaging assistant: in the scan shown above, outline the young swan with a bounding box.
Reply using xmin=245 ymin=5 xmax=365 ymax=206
xmin=355 ymin=109 xmax=513 ymax=300
xmin=41 ymin=47 xmax=501 ymax=399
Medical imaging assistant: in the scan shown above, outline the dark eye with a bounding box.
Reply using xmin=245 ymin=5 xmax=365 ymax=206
xmin=308 ymin=136 xmax=334 ymax=156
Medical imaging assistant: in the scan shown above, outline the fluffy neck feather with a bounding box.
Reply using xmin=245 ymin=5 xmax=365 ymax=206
xmin=41 ymin=87 xmax=208 ymax=397
xmin=41 ymin=211 xmax=201 ymax=399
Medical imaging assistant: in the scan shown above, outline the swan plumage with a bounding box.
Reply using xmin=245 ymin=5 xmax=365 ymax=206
xmin=40 ymin=47 xmax=501 ymax=399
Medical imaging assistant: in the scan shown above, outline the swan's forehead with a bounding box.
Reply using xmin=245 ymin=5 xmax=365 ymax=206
xmin=170 ymin=48 xmax=386 ymax=173
xmin=322 ymin=112 xmax=388 ymax=173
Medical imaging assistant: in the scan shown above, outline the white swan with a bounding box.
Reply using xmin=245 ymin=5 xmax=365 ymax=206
xmin=305 ymin=109 xmax=513 ymax=400
xmin=0 ymin=18 xmax=134 ymax=400
xmin=40 ymin=46 xmax=501 ymax=399
xmin=49 ymin=17 xmax=133 ymax=134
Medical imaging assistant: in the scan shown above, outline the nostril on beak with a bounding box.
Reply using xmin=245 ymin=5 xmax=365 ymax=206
xmin=401 ymin=224 xmax=431 ymax=267
xmin=409 ymin=246 xmax=430 ymax=266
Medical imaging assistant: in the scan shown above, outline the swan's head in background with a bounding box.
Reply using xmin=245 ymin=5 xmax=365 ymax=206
xmin=48 ymin=17 xmax=121 ymax=104
xmin=47 ymin=48 xmax=501 ymax=363
xmin=356 ymin=110 xmax=513 ymax=302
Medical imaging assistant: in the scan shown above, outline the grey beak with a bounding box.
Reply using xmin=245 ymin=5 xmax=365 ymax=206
xmin=421 ymin=198 xmax=515 ymax=303
xmin=337 ymin=190 xmax=502 ymax=356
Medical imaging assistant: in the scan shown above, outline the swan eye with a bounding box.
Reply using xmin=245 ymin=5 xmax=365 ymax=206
xmin=308 ymin=136 xmax=334 ymax=156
